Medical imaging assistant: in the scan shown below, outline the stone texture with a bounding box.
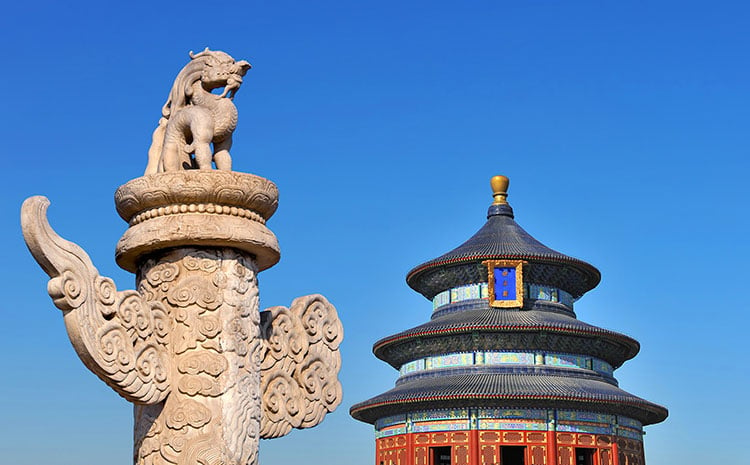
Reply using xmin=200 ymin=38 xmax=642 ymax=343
xmin=144 ymin=49 xmax=251 ymax=174
xmin=22 ymin=196 xmax=172 ymax=405
xmin=21 ymin=49 xmax=342 ymax=465
xmin=134 ymin=247 xmax=262 ymax=465
xmin=115 ymin=170 xmax=280 ymax=273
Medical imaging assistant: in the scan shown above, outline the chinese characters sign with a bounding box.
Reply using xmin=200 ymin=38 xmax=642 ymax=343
xmin=483 ymin=259 xmax=525 ymax=308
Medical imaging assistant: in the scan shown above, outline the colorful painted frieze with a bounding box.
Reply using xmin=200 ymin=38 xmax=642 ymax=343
xmin=545 ymin=353 xmax=590 ymax=369
xmin=412 ymin=420 xmax=470 ymax=432
xmin=556 ymin=422 xmax=613 ymax=435
xmin=375 ymin=414 xmax=407 ymax=430
xmin=428 ymin=352 xmax=474 ymax=369
xmin=617 ymin=427 xmax=644 ymax=441
xmin=482 ymin=351 xmax=535 ymax=365
xmin=410 ymin=409 xmax=469 ymax=422
xmin=592 ymin=358 xmax=614 ymax=376
xmin=476 ymin=408 xmax=548 ymax=420
xmin=617 ymin=416 xmax=642 ymax=429
xmin=432 ymin=290 xmax=451 ymax=310
xmin=478 ymin=419 xmax=547 ymax=431
xmin=399 ymin=358 xmax=425 ymax=375
xmin=375 ymin=425 xmax=407 ymax=438
xmin=557 ymin=411 xmax=615 ymax=424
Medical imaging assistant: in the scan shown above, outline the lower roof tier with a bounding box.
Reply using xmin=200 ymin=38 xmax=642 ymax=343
xmin=350 ymin=369 xmax=668 ymax=426
xmin=374 ymin=308 xmax=640 ymax=369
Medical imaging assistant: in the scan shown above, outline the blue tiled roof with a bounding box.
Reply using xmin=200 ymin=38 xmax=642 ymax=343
xmin=373 ymin=307 xmax=640 ymax=368
xmin=406 ymin=204 xmax=601 ymax=300
xmin=350 ymin=368 xmax=668 ymax=426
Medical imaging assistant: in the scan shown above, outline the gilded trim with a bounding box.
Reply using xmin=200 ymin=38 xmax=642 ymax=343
xmin=484 ymin=259 xmax=526 ymax=308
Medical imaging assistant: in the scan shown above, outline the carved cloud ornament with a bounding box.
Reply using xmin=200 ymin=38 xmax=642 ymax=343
xmin=22 ymin=196 xmax=171 ymax=405
xmin=21 ymin=49 xmax=343 ymax=465
xmin=259 ymin=295 xmax=344 ymax=438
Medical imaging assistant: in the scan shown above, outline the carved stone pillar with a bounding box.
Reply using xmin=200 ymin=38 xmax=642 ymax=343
xmin=22 ymin=49 xmax=342 ymax=465
xmin=22 ymin=170 xmax=342 ymax=465
xmin=116 ymin=171 xmax=276 ymax=465
xmin=133 ymin=247 xmax=263 ymax=465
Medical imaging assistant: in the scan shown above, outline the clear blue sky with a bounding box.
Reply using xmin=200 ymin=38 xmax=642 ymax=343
xmin=1 ymin=1 xmax=747 ymax=464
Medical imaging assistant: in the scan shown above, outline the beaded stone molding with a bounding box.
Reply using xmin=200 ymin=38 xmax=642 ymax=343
xmin=128 ymin=203 xmax=266 ymax=226
xmin=115 ymin=171 xmax=280 ymax=272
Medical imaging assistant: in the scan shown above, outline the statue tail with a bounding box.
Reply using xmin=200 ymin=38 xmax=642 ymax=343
xmin=144 ymin=119 xmax=167 ymax=175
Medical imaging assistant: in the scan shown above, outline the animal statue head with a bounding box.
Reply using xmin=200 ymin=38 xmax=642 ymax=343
xmin=145 ymin=49 xmax=252 ymax=175
xmin=161 ymin=48 xmax=252 ymax=120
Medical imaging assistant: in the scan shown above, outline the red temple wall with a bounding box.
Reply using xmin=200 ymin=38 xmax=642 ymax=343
xmin=376 ymin=431 xmax=644 ymax=465
xmin=616 ymin=438 xmax=645 ymax=465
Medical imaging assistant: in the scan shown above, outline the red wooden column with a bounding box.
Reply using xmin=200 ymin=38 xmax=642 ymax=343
xmin=406 ymin=433 xmax=415 ymax=465
xmin=611 ymin=438 xmax=619 ymax=465
xmin=546 ymin=410 xmax=558 ymax=465
xmin=470 ymin=430 xmax=480 ymax=465
xmin=547 ymin=432 xmax=558 ymax=465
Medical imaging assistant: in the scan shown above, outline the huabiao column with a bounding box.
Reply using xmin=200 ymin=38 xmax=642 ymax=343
xmin=21 ymin=49 xmax=342 ymax=465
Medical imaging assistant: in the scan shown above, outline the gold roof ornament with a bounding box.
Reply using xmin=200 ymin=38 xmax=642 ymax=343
xmin=491 ymin=175 xmax=510 ymax=205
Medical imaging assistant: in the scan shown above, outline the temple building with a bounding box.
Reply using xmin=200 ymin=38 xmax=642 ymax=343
xmin=350 ymin=176 xmax=668 ymax=465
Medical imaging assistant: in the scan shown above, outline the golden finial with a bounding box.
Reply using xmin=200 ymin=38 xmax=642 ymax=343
xmin=490 ymin=175 xmax=509 ymax=205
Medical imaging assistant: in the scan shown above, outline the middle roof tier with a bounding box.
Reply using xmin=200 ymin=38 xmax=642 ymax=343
xmin=373 ymin=306 xmax=640 ymax=370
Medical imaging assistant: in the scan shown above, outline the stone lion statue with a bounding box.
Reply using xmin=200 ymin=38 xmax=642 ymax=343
xmin=144 ymin=49 xmax=251 ymax=174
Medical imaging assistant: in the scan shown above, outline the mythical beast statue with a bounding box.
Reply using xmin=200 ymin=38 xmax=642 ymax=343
xmin=145 ymin=49 xmax=251 ymax=174
xmin=22 ymin=49 xmax=343 ymax=465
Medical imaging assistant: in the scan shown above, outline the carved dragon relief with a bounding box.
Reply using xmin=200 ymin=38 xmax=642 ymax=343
xmin=22 ymin=195 xmax=343 ymax=464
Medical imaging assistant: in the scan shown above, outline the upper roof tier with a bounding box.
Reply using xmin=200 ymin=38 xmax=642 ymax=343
xmin=406 ymin=176 xmax=601 ymax=300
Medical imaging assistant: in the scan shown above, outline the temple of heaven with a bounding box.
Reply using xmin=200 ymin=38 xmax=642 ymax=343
xmin=350 ymin=176 xmax=667 ymax=465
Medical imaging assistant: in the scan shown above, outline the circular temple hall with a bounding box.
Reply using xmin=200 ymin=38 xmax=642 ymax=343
xmin=350 ymin=176 xmax=668 ymax=465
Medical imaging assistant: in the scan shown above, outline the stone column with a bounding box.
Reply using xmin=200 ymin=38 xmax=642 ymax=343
xmin=133 ymin=247 xmax=262 ymax=465
xmin=115 ymin=171 xmax=278 ymax=465
xmin=23 ymin=170 xmax=342 ymax=465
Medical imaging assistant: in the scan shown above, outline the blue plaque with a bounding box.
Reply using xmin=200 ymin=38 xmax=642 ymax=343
xmin=494 ymin=266 xmax=517 ymax=300
xmin=483 ymin=259 xmax=525 ymax=308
